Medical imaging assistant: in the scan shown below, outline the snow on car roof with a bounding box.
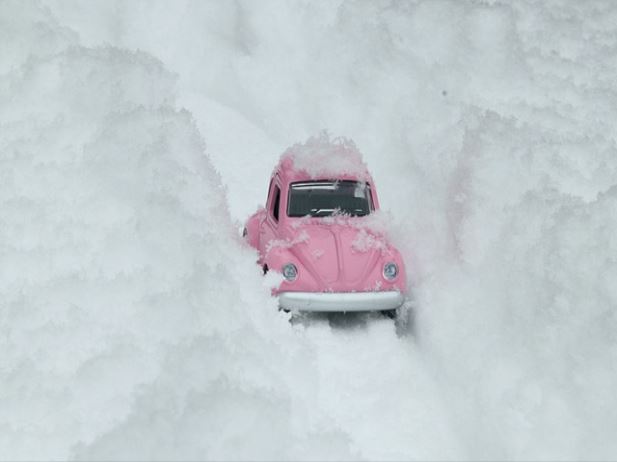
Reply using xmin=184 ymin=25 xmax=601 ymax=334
xmin=277 ymin=132 xmax=372 ymax=182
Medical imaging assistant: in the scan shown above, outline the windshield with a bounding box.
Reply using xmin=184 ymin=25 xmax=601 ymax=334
xmin=287 ymin=180 xmax=373 ymax=217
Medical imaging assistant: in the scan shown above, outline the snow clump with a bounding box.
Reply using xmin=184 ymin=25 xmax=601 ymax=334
xmin=280 ymin=131 xmax=372 ymax=181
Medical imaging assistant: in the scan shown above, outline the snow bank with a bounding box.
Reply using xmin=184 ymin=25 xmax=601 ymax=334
xmin=0 ymin=4 xmax=353 ymax=460
xmin=417 ymin=114 xmax=617 ymax=459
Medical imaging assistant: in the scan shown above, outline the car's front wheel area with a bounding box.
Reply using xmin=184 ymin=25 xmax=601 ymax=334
xmin=380 ymin=309 xmax=396 ymax=319
xmin=393 ymin=298 xmax=415 ymax=336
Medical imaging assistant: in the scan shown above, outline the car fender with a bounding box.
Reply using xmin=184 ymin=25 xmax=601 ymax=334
xmin=244 ymin=207 xmax=266 ymax=251
xmin=262 ymin=245 xmax=320 ymax=293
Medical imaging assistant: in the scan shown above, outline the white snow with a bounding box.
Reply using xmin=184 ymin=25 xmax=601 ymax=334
xmin=265 ymin=229 xmax=310 ymax=255
xmin=280 ymin=132 xmax=372 ymax=181
xmin=350 ymin=228 xmax=388 ymax=254
xmin=3 ymin=0 xmax=617 ymax=460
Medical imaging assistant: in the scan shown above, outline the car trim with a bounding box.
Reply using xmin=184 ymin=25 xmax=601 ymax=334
xmin=278 ymin=290 xmax=404 ymax=312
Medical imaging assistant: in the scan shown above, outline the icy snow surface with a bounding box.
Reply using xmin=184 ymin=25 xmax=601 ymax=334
xmin=3 ymin=0 xmax=617 ymax=460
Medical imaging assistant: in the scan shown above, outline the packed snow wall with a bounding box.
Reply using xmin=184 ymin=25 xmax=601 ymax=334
xmin=4 ymin=0 xmax=617 ymax=460
xmin=0 ymin=3 xmax=363 ymax=460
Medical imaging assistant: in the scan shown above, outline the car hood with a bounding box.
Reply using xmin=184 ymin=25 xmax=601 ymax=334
xmin=282 ymin=223 xmax=390 ymax=290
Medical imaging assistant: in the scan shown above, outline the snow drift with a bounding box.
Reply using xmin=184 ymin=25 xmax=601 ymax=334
xmin=0 ymin=4 xmax=353 ymax=460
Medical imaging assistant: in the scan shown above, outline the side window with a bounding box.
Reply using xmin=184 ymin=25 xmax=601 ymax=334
xmin=272 ymin=185 xmax=281 ymax=221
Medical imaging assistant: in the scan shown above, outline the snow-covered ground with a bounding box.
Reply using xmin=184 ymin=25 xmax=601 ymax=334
xmin=2 ymin=0 xmax=617 ymax=459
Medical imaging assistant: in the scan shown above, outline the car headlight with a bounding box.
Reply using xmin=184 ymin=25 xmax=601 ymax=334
xmin=282 ymin=263 xmax=298 ymax=281
xmin=383 ymin=262 xmax=398 ymax=280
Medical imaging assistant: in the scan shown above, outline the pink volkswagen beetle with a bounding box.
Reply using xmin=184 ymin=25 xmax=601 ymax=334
xmin=244 ymin=135 xmax=407 ymax=315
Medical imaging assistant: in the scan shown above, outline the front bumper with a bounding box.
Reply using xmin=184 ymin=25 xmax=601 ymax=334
xmin=278 ymin=291 xmax=404 ymax=312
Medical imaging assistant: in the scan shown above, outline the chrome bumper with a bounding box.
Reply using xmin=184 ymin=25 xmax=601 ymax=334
xmin=278 ymin=291 xmax=404 ymax=312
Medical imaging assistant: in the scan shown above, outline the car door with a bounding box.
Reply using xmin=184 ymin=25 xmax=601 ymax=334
xmin=259 ymin=175 xmax=282 ymax=261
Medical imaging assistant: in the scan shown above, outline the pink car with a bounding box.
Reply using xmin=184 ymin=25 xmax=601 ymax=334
xmin=244 ymin=136 xmax=406 ymax=314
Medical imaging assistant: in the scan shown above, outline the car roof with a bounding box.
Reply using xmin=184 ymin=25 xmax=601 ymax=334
xmin=273 ymin=138 xmax=375 ymax=186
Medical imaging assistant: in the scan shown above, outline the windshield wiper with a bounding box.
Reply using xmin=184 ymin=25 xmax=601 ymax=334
xmin=310 ymin=208 xmax=336 ymax=216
